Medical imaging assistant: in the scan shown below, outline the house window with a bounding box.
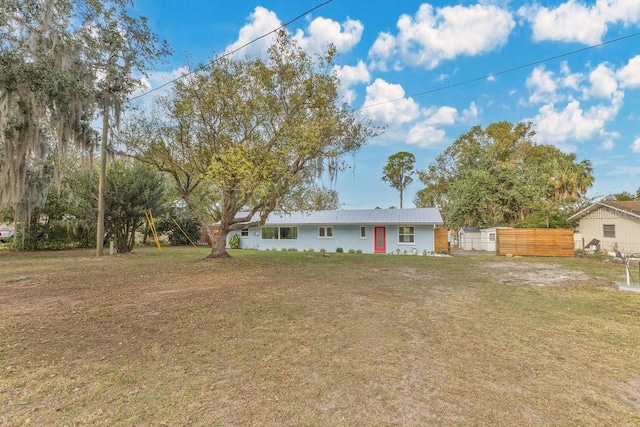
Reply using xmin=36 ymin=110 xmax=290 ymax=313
xmin=489 ymin=233 xmax=496 ymax=242
xmin=360 ymin=226 xmax=366 ymax=239
xmin=262 ymin=227 xmax=279 ymax=240
xmin=261 ymin=226 xmax=298 ymax=240
xmin=279 ymin=226 xmax=298 ymax=240
xmin=241 ymin=229 xmax=249 ymax=238
xmin=603 ymin=224 xmax=615 ymax=238
xmin=398 ymin=226 xmax=415 ymax=244
xmin=318 ymin=226 xmax=333 ymax=238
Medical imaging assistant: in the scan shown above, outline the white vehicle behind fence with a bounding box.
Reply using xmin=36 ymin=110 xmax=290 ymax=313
xmin=0 ymin=230 xmax=14 ymax=242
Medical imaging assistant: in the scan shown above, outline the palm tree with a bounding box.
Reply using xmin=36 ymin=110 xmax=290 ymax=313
xmin=551 ymin=154 xmax=594 ymax=201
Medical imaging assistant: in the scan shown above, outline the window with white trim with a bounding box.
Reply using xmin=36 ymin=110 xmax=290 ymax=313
xmin=360 ymin=226 xmax=366 ymax=239
xmin=261 ymin=226 xmax=298 ymax=240
xmin=398 ymin=226 xmax=415 ymax=244
xmin=318 ymin=226 xmax=333 ymax=238
xmin=241 ymin=229 xmax=249 ymax=238
xmin=280 ymin=226 xmax=297 ymax=240
xmin=603 ymin=224 xmax=615 ymax=238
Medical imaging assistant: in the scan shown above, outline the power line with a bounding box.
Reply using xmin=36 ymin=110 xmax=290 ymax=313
xmin=357 ymin=30 xmax=640 ymax=111
xmin=129 ymin=0 xmax=333 ymax=101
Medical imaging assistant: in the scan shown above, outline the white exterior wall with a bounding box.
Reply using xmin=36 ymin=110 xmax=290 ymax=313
xmin=228 ymin=224 xmax=436 ymax=254
xmin=577 ymin=207 xmax=640 ymax=254
xmin=480 ymin=228 xmax=498 ymax=252
xmin=458 ymin=230 xmax=481 ymax=250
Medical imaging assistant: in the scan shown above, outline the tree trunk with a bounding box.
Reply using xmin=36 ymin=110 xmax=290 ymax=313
xmin=208 ymin=228 xmax=230 ymax=258
xmin=96 ymin=106 xmax=109 ymax=256
xmin=400 ymin=188 xmax=404 ymax=209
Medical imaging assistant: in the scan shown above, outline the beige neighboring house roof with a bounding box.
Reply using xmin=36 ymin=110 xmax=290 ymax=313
xmin=568 ymin=201 xmax=640 ymax=222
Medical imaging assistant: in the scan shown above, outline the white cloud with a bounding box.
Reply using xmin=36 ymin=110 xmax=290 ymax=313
xmin=532 ymin=93 xmax=623 ymax=145
xmin=406 ymin=123 xmax=447 ymax=148
xmin=225 ymin=7 xmax=281 ymax=58
xmin=617 ymin=55 xmax=640 ymax=88
xmin=585 ymin=63 xmax=618 ymax=99
xmin=520 ymin=0 xmax=640 ymax=45
xmin=372 ymin=3 xmax=514 ymax=70
xmin=362 ymin=78 xmax=420 ymax=125
xmin=526 ymin=66 xmax=559 ymax=104
xmin=368 ymin=32 xmax=396 ymax=71
xmin=601 ymin=139 xmax=614 ymax=151
xmin=333 ymin=61 xmax=370 ymax=105
xmin=226 ymin=8 xmax=363 ymax=59
xmin=423 ymin=106 xmax=458 ymax=126
xmin=294 ymin=16 xmax=363 ymax=54
xmin=633 ymin=137 xmax=640 ymax=153
xmin=462 ymin=102 xmax=479 ymax=122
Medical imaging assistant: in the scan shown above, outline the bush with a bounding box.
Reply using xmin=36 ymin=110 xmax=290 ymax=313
xmin=307 ymin=248 xmax=315 ymax=252
xmin=336 ymin=247 xmax=343 ymax=253
xmin=320 ymin=248 xmax=326 ymax=253
xmin=288 ymin=247 xmax=298 ymax=252
xmin=356 ymin=249 xmax=362 ymax=254
xmin=229 ymin=234 xmax=241 ymax=249
xmin=348 ymin=248 xmax=355 ymax=254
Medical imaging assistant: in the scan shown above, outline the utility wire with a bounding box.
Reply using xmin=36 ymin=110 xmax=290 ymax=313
xmin=357 ymin=30 xmax=640 ymax=111
xmin=129 ymin=0 xmax=333 ymax=101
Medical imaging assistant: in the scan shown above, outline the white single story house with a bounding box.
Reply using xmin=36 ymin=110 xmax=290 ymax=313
xmin=458 ymin=227 xmax=481 ymax=250
xmin=227 ymin=208 xmax=443 ymax=254
xmin=568 ymin=201 xmax=640 ymax=254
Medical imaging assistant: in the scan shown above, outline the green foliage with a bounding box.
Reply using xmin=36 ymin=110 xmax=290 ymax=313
xmin=0 ymin=0 xmax=170 ymax=224
xmin=229 ymin=234 xmax=241 ymax=250
xmin=281 ymin=185 xmax=341 ymax=211
xmin=105 ymin=160 xmax=168 ymax=253
xmin=382 ymin=151 xmax=416 ymax=209
xmin=336 ymin=247 xmax=344 ymax=253
xmin=125 ymin=30 xmax=381 ymax=258
xmin=154 ymin=207 xmax=200 ymax=246
xmin=603 ymin=188 xmax=640 ymax=201
xmin=415 ymin=121 xmax=595 ymax=228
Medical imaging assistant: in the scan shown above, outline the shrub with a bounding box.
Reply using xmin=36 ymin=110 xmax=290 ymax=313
xmin=356 ymin=249 xmax=362 ymax=254
xmin=281 ymin=248 xmax=287 ymax=251
xmin=320 ymin=248 xmax=326 ymax=253
xmin=288 ymin=247 xmax=298 ymax=252
xmin=336 ymin=247 xmax=343 ymax=253
xmin=307 ymin=248 xmax=315 ymax=252
xmin=229 ymin=234 xmax=241 ymax=249
xmin=348 ymin=249 xmax=355 ymax=254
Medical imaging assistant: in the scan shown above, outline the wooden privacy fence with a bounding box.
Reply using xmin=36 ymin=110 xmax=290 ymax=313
xmin=496 ymin=228 xmax=574 ymax=257
xmin=434 ymin=228 xmax=450 ymax=254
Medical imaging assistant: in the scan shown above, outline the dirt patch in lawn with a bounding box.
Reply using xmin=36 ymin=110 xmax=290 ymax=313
xmin=483 ymin=261 xmax=591 ymax=287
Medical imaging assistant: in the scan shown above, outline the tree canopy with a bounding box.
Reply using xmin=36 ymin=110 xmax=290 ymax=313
xmin=382 ymin=151 xmax=416 ymax=209
xmin=414 ymin=121 xmax=594 ymax=229
xmin=0 ymin=0 xmax=169 ymax=252
xmin=126 ymin=30 xmax=381 ymax=258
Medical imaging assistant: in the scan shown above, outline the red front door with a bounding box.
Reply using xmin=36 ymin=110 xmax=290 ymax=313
xmin=374 ymin=226 xmax=386 ymax=253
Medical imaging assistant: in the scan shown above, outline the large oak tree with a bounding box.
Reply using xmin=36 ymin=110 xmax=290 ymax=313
xmin=126 ymin=31 xmax=380 ymax=258
xmin=414 ymin=121 xmax=594 ymax=228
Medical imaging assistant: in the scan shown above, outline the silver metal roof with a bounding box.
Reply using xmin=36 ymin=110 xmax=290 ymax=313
xmin=257 ymin=208 xmax=443 ymax=225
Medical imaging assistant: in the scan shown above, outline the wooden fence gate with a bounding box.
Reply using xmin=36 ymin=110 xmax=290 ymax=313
xmin=496 ymin=228 xmax=574 ymax=257
xmin=434 ymin=228 xmax=450 ymax=254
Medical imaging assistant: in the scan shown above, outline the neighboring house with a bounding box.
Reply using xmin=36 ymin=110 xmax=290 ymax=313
xmin=458 ymin=227 xmax=481 ymax=250
xmin=227 ymin=208 xmax=443 ymax=254
xmin=568 ymin=201 xmax=640 ymax=254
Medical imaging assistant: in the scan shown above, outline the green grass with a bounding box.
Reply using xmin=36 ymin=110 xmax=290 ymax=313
xmin=1 ymin=247 xmax=639 ymax=425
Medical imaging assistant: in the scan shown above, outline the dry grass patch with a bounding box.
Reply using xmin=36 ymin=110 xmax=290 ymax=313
xmin=1 ymin=248 xmax=640 ymax=425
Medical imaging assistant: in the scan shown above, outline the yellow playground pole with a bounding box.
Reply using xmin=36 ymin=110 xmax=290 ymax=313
xmin=145 ymin=210 xmax=162 ymax=252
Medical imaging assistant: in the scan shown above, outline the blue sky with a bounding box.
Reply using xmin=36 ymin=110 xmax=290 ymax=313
xmin=129 ymin=0 xmax=640 ymax=209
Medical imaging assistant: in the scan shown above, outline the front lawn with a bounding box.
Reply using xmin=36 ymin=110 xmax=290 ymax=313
xmin=1 ymin=248 xmax=639 ymax=425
